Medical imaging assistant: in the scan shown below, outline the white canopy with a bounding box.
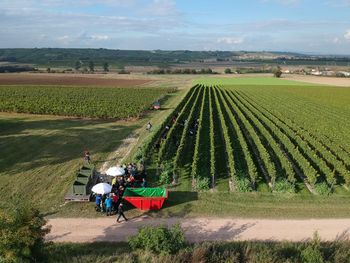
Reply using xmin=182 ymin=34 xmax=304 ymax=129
xmin=91 ymin=183 xmax=112 ymax=195
xmin=106 ymin=166 xmax=125 ymax=177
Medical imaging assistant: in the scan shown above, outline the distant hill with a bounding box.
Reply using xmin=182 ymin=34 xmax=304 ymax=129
xmin=0 ymin=48 xmax=349 ymax=68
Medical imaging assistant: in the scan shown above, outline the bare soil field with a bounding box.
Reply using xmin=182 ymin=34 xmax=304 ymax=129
xmin=0 ymin=73 xmax=151 ymax=87
xmin=285 ymin=74 xmax=350 ymax=87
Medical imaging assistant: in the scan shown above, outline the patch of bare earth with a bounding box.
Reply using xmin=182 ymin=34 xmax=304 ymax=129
xmin=285 ymin=74 xmax=350 ymax=87
xmin=46 ymin=217 xmax=350 ymax=243
xmin=0 ymin=73 xmax=151 ymax=87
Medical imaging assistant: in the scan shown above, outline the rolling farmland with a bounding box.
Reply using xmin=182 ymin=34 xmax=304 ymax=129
xmin=146 ymin=80 xmax=350 ymax=195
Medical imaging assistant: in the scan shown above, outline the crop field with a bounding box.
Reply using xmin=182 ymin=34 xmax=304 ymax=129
xmin=146 ymin=79 xmax=350 ymax=195
xmin=0 ymin=85 xmax=173 ymax=118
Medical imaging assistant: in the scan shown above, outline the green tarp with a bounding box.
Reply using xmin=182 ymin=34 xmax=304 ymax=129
xmin=123 ymin=188 xmax=167 ymax=198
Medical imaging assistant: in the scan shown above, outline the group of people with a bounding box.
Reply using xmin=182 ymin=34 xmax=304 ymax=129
xmin=94 ymin=162 xmax=148 ymax=222
xmin=112 ymin=162 xmax=147 ymax=189
xmin=156 ymin=113 xmax=200 ymax=150
xmin=95 ymin=193 xmax=127 ymax=222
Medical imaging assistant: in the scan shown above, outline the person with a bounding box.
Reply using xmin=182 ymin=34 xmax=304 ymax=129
xmin=141 ymin=178 xmax=147 ymax=188
xmin=111 ymin=176 xmax=117 ymax=186
xmin=112 ymin=193 xmax=119 ymax=211
xmin=84 ymin=150 xmax=91 ymax=164
xmin=95 ymin=194 xmax=102 ymax=212
xmin=101 ymin=194 xmax=107 ymax=213
xmin=146 ymin=122 xmax=152 ymax=132
xmin=116 ymin=202 xmax=127 ymax=223
xmin=105 ymin=195 xmax=113 ymax=216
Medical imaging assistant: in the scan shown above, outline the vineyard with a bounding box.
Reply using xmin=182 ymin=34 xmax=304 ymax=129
xmin=0 ymin=85 xmax=173 ymax=119
xmin=145 ymin=83 xmax=350 ymax=195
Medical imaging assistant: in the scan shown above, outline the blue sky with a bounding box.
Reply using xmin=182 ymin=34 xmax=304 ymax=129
xmin=0 ymin=0 xmax=350 ymax=54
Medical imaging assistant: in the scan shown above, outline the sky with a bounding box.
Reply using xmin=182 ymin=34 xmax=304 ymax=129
xmin=0 ymin=0 xmax=350 ymax=54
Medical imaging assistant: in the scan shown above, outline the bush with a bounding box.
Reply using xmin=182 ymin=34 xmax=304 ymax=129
xmin=195 ymin=177 xmax=210 ymax=191
xmin=159 ymin=162 xmax=174 ymax=185
xmin=0 ymin=196 xmax=50 ymax=262
xmin=301 ymin=233 xmax=324 ymax=263
xmin=235 ymin=177 xmax=252 ymax=192
xmin=314 ymin=182 xmax=331 ymax=196
xmin=273 ymin=179 xmax=295 ymax=194
xmin=128 ymin=224 xmax=186 ymax=254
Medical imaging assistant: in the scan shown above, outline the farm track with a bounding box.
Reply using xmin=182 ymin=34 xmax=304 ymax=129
xmin=46 ymin=217 xmax=350 ymax=243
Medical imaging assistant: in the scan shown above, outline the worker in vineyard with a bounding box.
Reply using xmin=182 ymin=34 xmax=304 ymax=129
xmin=146 ymin=122 xmax=152 ymax=132
xmin=84 ymin=150 xmax=91 ymax=164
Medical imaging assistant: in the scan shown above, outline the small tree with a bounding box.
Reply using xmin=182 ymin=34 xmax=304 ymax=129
xmin=224 ymin=68 xmax=232 ymax=74
xmin=75 ymin=61 xmax=82 ymax=71
xmin=274 ymin=66 xmax=282 ymax=78
xmin=0 ymin=196 xmax=50 ymax=262
xmin=103 ymin=62 xmax=109 ymax=72
xmin=88 ymin=61 xmax=95 ymax=72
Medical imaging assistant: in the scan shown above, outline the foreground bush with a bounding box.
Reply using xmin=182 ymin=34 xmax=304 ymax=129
xmin=128 ymin=224 xmax=186 ymax=254
xmin=45 ymin=237 xmax=350 ymax=263
xmin=0 ymin=197 xmax=50 ymax=263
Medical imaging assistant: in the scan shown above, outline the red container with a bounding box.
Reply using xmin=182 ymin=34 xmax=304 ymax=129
xmin=123 ymin=188 xmax=168 ymax=210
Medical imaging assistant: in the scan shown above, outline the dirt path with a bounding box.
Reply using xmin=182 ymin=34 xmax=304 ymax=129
xmin=46 ymin=217 xmax=350 ymax=243
xmin=100 ymin=132 xmax=139 ymax=173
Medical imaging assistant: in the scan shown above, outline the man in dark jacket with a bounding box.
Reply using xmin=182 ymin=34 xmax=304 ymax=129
xmin=116 ymin=202 xmax=128 ymax=223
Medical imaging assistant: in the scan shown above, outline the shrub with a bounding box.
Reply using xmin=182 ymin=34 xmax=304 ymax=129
xmin=195 ymin=177 xmax=210 ymax=191
xmin=314 ymin=182 xmax=331 ymax=196
xmin=0 ymin=196 xmax=50 ymax=263
xmin=159 ymin=162 xmax=174 ymax=185
xmin=235 ymin=177 xmax=252 ymax=192
xmin=301 ymin=232 xmax=324 ymax=263
xmin=273 ymin=179 xmax=295 ymax=194
xmin=128 ymin=224 xmax=186 ymax=254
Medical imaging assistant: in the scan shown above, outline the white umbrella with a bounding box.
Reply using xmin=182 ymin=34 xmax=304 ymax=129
xmin=91 ymin=183 xmax=112 ymax=195
xmin=106 ymin=166 xmax=125 ymax=177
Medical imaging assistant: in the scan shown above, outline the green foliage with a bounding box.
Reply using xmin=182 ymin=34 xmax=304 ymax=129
xmin=146 ymin=80 xmax=350 ymax=194
xmin=224 ymin=68 xmax=232 ymax=74
xmin=0 ymin=197 xmax=50 ymax=263
xmin=235 ymin=177 xmax=252 ymax=192
xmin=103 ymin=62 xmax=109 ymax=72
xmin=301 ymin=232 xmax=324 ymax=263
xmin=314 ymin=182 xmax=331 ymax=196
xmin=74 ymin=60 xmax=82 ymax=70
xmin=88 ymin=61 xmax=95 ymax=72
xmin=159 ymin=162 xmax=174 ymax=185
xmin=0 ymin=85 xmax=171 ymax=119
xmin=128 ymin=224 xmax=186 ymax=254
xmin=273 ymin=179 xmax=296 ymax=194
xmin=274 ymin=66 xmax=283 ymax=78
xmin=195 ymin=177 xmax=210 ymax=191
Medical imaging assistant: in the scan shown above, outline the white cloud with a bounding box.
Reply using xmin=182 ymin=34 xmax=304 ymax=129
xmin=91 ymin=35 xmax=110 ymax=41
xmin=345 ymin=30 xmax=350 ymax=40
xmin=217 ymin=37 xmax=244 ymax=45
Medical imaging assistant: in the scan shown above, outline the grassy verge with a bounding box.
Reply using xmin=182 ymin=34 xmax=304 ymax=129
xmin=44 ymin=239 xmax=350 ymax=263
xmin=51 ymin=190 xmax=350 ymax=219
